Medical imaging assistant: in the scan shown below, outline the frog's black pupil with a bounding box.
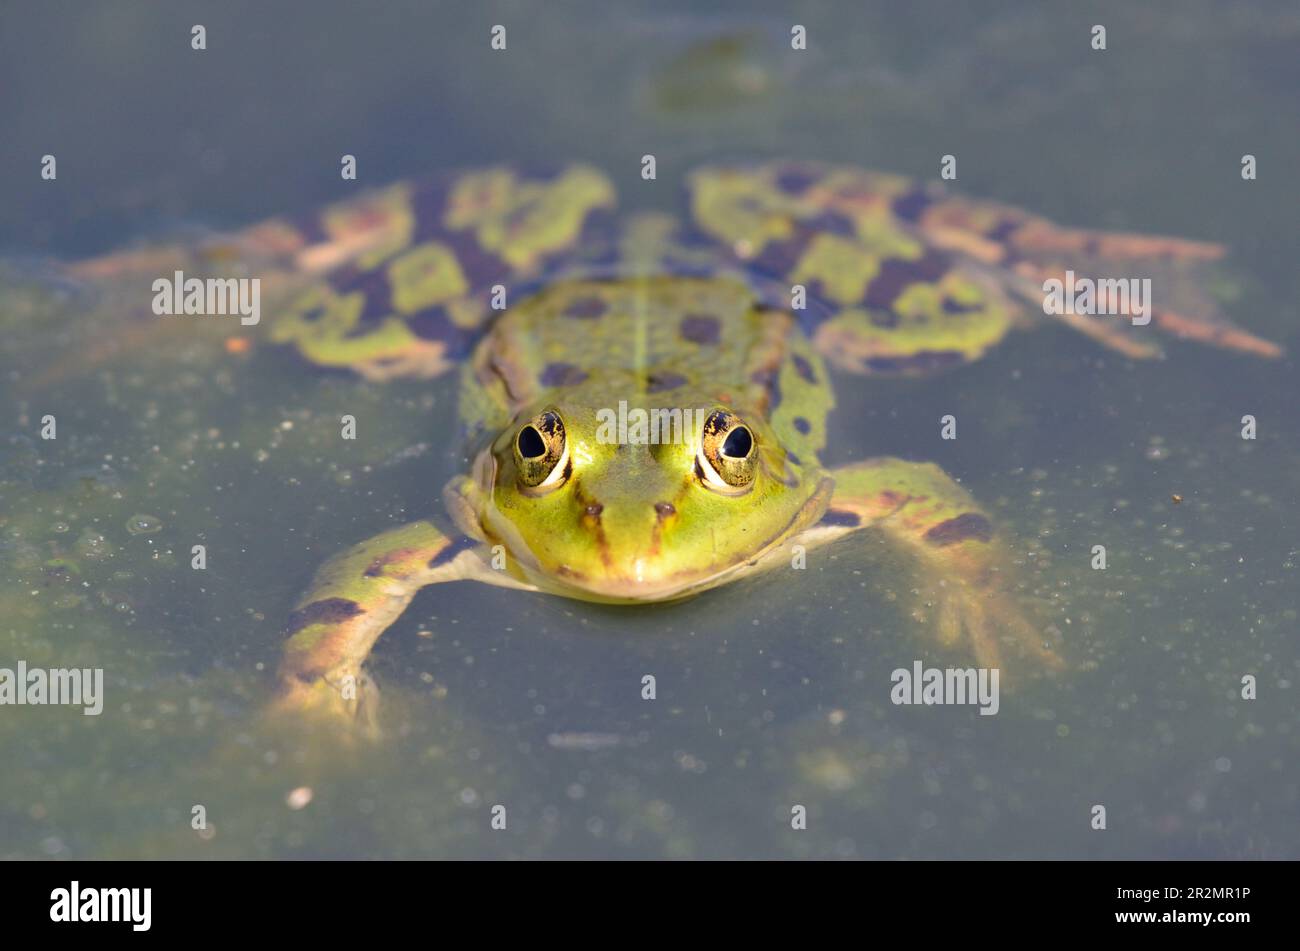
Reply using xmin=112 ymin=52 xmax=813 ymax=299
xmin=722 ymin=426 xmax=752 ymax=458
xmin=518 ymin=425 xmax=546 ymax=458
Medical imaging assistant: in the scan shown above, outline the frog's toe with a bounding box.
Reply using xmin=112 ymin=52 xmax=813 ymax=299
xmin=988 ymin=593 xmax=1065 ymax=672
xmin=916 ymin=580 xmax=1063 ymax=676
xmin=970 ymin=589 xmax=1063 ymax=675
xmin=265 ymin=669 xmax=382 ymax=740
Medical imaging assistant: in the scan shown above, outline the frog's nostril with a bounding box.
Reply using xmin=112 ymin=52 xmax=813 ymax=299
xmin=654 ymin=501 xmax=676 ymax=518
xmin=584 ymin=503 xmax=604 ymax=518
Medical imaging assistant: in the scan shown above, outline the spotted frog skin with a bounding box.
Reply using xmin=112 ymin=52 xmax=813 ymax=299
xmin=85 ymin=162 xmax=1276 ymax=728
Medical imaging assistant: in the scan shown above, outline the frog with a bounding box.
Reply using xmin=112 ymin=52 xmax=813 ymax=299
xmin=83 ymin=162 xmax=1275 ymax=728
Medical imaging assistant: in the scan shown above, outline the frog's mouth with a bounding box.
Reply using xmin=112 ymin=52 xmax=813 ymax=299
xmin=450 ymin=462 xmax=834 ymax=604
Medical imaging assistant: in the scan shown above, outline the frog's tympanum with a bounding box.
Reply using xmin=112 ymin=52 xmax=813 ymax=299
xmin=97 ymin=163 xmax=1277 ymax=726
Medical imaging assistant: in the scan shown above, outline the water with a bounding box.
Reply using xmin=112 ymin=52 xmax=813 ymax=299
xmin=1 ymin=0 xmax=1296 ymax=858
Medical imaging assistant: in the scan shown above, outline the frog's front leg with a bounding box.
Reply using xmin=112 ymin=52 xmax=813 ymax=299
xmin=797 ymin=459 xmax=1063 ymax=672
xmin=270 ymin=520 xmax=531 ymax=729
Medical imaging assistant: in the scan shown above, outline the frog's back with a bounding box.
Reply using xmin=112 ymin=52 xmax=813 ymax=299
xmin=473 ymin=272 xmax=781 ymax=405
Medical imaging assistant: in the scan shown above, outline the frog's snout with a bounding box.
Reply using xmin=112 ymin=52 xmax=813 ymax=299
xmin=564 ymin=492 xmax=695 ymax=594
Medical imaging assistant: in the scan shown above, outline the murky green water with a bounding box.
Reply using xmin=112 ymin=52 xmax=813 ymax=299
xmin=2 ymin=1 xmax=1296 ymax=858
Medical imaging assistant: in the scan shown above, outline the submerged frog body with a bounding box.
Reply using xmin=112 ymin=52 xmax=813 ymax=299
xmin=83 ymin=162 xmax=1278 ymax=726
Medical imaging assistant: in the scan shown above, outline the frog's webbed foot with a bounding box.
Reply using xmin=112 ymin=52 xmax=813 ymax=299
xmin=798 ymin=458 xmax=1064 ymax=676
xmin=266 ymin=668 xmax=382 ymax=741
xmin=266 ymin=517 xmax=525 ymax=738
xmin=913 ymin=573 xmax=1063 ymax=673
xmin=892 ymin=178 xmax=1281 ymax=360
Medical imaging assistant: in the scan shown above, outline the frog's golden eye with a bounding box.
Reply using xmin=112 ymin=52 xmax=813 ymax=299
xmin=515 ymin=411 xmax=568 ymax=490
xmin=697 ymin=409 xmax=757 ymax=491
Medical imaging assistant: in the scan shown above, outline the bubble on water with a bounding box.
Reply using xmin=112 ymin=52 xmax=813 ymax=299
xmin=1214 ymin=757 xmax=1232 ymax=773
xmin=125 ymin=513 xmax=163 ymax=535
xmin=73 ymin=528 xmax=113 ymax=561
xmin=51 ymin=521 xmax=70 ymax=534
xmin=286 ymin=786 xmax=313 ymax=810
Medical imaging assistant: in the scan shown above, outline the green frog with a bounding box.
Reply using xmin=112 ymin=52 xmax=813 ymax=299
xmin=93 ymin=162 xmax=1272 ymax=727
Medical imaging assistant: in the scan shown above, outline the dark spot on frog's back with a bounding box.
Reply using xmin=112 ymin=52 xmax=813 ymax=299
xmin=328 ymin=266 xmax=392 ymax=326
xmin=750 ymin=233 xmax=814 ymax=279
xmin=862 ymin=249 xmax=951 ymax=309
xmin=792 ymin=416 xmax=811 ymax=435
xmin=405 ymin=307 xmax=476 ymax=357
xmin=775 ymin=167 xmax=818 ymax=195
xmin=286 ymin=597 xmax=363 ymax=636
xmin=646 ymin=371 xmax=688 ymax=393
xmin=941 ymin=296 xmax=981 ymax=315
xmin=804 ymin=211 xmax=856 ymax=237
xmin=540 ymin=362 xmax=589 ymax=387
xmin=440 ymin=231 xmax=512 ymax=289
xmin=985 ymin=218 xmax=1023 ymax=243
xmin=820 ymin=509 xmax=860 ymax=527
xmin=924 ymin=513 xmax=993 ymax=547
xmin=428 ymin=535 xmax=478 ymax=567
xmin=294 ymin=208 xmax=335 ymax=247
xmin=890 ymin=187 xmax=934 ymax=223
xmin=407 ymin=179 xmax=453 ymax=237
xmin=791 ymin=353 xmax=817 ymax=384
xmin=562 ymin=295 xmax=608 ymax=319
xmin=679 ymin=314 xmax=721 ymax=345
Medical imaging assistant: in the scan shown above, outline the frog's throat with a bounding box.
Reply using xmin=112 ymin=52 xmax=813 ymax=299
xmin=444 ymin=460 xmax=834 ymax=604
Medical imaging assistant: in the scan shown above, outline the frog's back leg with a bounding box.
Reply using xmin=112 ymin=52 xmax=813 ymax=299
xmin=794 ymin=458 xmax=1064 ymax=674
xmin=269 ymin=165 xmax=616 ymax=380
xmin=67 ymin=165 xmax=616 ymax=381
xmin=686 ymin=161 xmax=1280 ymax=373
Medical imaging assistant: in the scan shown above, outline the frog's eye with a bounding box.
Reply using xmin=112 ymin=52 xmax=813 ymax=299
xmin=515 ymin=410 xmax=569 ymax=490
xmin=697 ymin=409 xmax=757 ymax=491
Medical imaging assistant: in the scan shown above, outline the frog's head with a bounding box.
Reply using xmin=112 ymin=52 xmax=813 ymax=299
xmin=456 ymin=390 xmax=832 ymax=601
